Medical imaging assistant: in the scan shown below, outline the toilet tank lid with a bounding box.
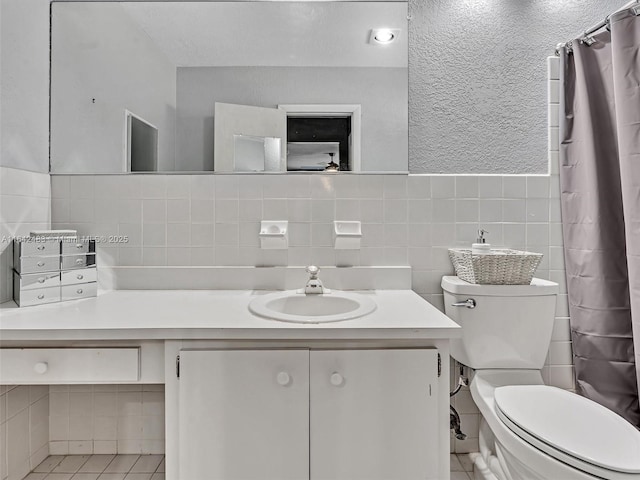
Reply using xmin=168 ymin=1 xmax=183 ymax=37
xmin=441 ymin=276 xmax=558 ymax=296
xmin=494 ymin=385 xmax=640 ymax=474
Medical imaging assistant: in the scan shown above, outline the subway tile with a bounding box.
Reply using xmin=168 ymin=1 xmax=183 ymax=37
xmin=239 ymin=222 xmax=261 ymax=247
xmin=69 ymin=176 xmax=95 ymax=199
xmin=333 ymin=175 xmax=359 ymax=198
xmin=335 ymin=250 xmax=360 ymax=267
xmin=214 ymin=223 xmax=238 ymax=246
xmin=93 ymin=416 xmax=117 ymax=441
xmin=309 ymin=175 xmax=335 ymax=199
xmin=166 ymin=224 xmax=190 ymax=247
xmin=238 ymin=199 xmax=263 ymax=222
xmin=191 ymin=199 xmax=215 ymax=223
xmin=547 ymin=56 xmax=560 ymax=80
xmin=118 ymin=199 xmax=142 ymax=224
xmin=69 ymin=416 xmax=94 ymax=440
xmin=287 ymin=175 xmax=311 ymax=198
xmin=142 ymin=224 xmax=166 ymax=247
xmin=190 ymin=223 xmax=215 ymax=246
xmin=262 ymin=175 xmax=289 ymax=199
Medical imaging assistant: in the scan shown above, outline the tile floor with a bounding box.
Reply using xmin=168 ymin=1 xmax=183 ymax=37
xmin=23 ymin=453 xmax=472 ymax=479
xmin=22 ymin=454 xmax=164 ymax=480
xmin=451 ymin=453 xmax=476 ymax=480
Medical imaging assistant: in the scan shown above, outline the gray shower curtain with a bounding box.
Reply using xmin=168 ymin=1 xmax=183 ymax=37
xmin=559 ymin=7 xmax=640 ymax=427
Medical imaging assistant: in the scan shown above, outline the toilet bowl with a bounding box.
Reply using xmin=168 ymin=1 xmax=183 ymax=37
xmin=442 ymin=276 xmax=640 ymax=480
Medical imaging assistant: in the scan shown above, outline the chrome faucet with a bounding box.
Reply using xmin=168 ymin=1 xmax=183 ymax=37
xmin=304 ymin=265 xmax=325 ymax=294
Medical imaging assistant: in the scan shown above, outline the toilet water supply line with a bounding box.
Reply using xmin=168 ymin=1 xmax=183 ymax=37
xmin=450 ymin=361 xmax=469 ymax=441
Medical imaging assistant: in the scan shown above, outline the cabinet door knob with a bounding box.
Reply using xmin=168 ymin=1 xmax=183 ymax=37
xmin=75 ymin=258 xmax=84 ymax=265
xmin=37 ymin=294 xmax=45 ymax=300
xmin=76 ymin=274 xmax=84 ymax=280
xmin=34 ymin=362 xmax=48 ymax=374
xmin=76 ymin=244 xmax=83 ymax=249
xmin=330 ymin=372 xmax=344 ymax=387
xmin=37 ymin=261 xmax=45 ymax=267
xmin=276 ymin=371 xmax=291 ymax=386
xmin=76 ymin=288 xmax=83 ymax=294
xmin=37 ymin=245 xmax=45 ymax=251
xmin=37 ymin=277 xmax=45 ymax=283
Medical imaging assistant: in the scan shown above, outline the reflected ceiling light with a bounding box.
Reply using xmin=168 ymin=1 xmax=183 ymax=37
xmin=324 ymin=153 xmax=340 ymax=172
xmin=369 ymin=28 xmax=399 ymax=45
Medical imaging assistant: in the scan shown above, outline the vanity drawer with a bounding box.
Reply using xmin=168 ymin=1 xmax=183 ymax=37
xmin=0 ymin=348 xmax=140 ymax=384
xmin=61 ymin=267 xmax=97 ymax=285
xmin=14 ymin=255 xmax=60 ymax=274
xmin=14 ymin=238 xmax=60 ymax=257
xmin=13 ymin=285 xmax=61 ymax=307
xmin=14 ymin=271 xmax=60 ymax=290
xmin=61 ymin=282 xmax=97 ymax=302
xmin=61 ymin=253 xmax=96 ymax=270
xmin=62 ymin=239 xmax=95 ymax=255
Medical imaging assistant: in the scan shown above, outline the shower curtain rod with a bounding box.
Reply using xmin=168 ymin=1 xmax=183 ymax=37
xmin=555 ymin=0 xmax=640 ymax=54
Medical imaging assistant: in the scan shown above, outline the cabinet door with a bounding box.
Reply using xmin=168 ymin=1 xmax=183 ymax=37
xmin=310 ymin=349 xmax=439 ymax=480
xmin=179 ymin=349 xmax=309 ymax=480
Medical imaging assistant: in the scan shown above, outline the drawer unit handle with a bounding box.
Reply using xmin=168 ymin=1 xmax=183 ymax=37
xmin=77 ymin=288 xmax=83 ymax=294
xmin=37 ymin=245 xmax=45 ymax=251
xmin=276 ymin=371 xmax=291 ymax=386
xmin=37 ymin=294 xmax=45 ymax=300
xmin=330 ymin=372 xmax=344 ymax=387
xmin=37 ymin=261 xmax=45 ymax=267
xmin=76 ymin=244 xmax=83 ymax=249
xmin=38 ymin=277 xmax=45 ymax=283
xmin=77 ymin=274 xmax=84 ymax=280
xmin=75 ymin=259 xmax=84 ymax=265
xmin=34 ymin=362 xmax=48 ymax=374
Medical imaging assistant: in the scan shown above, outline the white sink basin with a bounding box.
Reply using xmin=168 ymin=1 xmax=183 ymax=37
xmin=248 ymin=290 xmax=376 ymax=323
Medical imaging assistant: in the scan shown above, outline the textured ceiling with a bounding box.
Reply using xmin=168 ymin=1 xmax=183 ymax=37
xmin=120 ymin=2 xmax=408 ymax=67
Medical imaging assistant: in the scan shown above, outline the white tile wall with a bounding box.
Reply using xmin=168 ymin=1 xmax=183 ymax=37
xmin=48 ymin=385 xmax=165 ymax=456
xmin=5 ymin=59 xmax=573 ymax=459
xmin=0 ymin=385 xmax=50 ymax=480
xmin=0 ymin=167 xmax=51 ymax=303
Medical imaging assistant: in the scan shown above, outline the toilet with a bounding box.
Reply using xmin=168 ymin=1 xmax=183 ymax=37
xmin=442 ymin=276 xmax=640 ymax=480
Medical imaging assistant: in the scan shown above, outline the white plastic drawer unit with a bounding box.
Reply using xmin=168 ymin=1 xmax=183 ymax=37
xmin=0 ymin=348 xmax=140 ymax=384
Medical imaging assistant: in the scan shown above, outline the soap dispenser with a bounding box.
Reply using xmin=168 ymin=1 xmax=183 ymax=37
xmin=472 ymin=229 xmax=491 ymax=254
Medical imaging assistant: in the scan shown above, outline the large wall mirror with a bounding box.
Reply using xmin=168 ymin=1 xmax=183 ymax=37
xmin=50 ymin=1 xmax=408 ymax=174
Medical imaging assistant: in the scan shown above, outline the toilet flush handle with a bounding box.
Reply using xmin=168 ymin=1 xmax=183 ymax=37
xmin=451 ymin=298 xmax=476 ymax=309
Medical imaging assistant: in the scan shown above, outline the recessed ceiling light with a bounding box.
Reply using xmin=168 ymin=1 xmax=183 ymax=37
xmin=369 ymin=28 xmax=400 ymax=45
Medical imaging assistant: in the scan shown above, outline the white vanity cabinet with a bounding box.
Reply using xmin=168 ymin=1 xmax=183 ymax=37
xmin=177 ymin=348 xmax=440 ymax=480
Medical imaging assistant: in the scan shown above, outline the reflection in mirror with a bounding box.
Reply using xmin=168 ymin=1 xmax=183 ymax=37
xmin=233 ymin=135 xmax=282 ymax=173
xmin=50 ymin=2 xmax=408 ymax=174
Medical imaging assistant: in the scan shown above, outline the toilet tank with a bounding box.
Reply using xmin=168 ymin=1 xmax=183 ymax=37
xmin=442 ymin=276 xmax=559 ymax=369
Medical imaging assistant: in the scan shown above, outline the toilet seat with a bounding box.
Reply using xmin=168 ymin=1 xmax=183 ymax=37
xmin=494 ymin=385 xmax=640 ymax=478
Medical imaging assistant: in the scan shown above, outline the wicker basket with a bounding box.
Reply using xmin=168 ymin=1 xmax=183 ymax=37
xmin=448 ymin=248 xmax=543 ymax=285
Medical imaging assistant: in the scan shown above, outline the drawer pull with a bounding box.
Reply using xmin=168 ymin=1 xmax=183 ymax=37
xmin=276 ymin=371 xmax=291 ymax=386
xmin=77 ymin=288 xmax=83 ymax=294
xmin=37 ymin=245 xmax=45 ymax=251
xmin=37 ymin=261 xmax=45 ymax=267
xmin=37 ymin=294 xmax=45 ymax=300
xmin=75 ymin=259 xmax=84 ymax=265
xmin=34 ymin=362 xmax=48 ymax=374
xmin=77 ymin=274 xmax=84 ymax=280
xmin=38 ymin=277 xmax=45 ymax=283
xmin=330 ymin=372 xmax=344 ymax=387
xmin=76 ymin=244 xmax=84 ymax=249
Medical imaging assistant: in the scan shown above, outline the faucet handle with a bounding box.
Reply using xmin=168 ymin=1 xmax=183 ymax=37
xmin=306 ymin=265 xmax=320 ymax=278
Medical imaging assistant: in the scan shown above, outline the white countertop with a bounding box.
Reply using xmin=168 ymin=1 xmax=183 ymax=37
xmin=0 ymin=289 xmax=460 ymax=341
